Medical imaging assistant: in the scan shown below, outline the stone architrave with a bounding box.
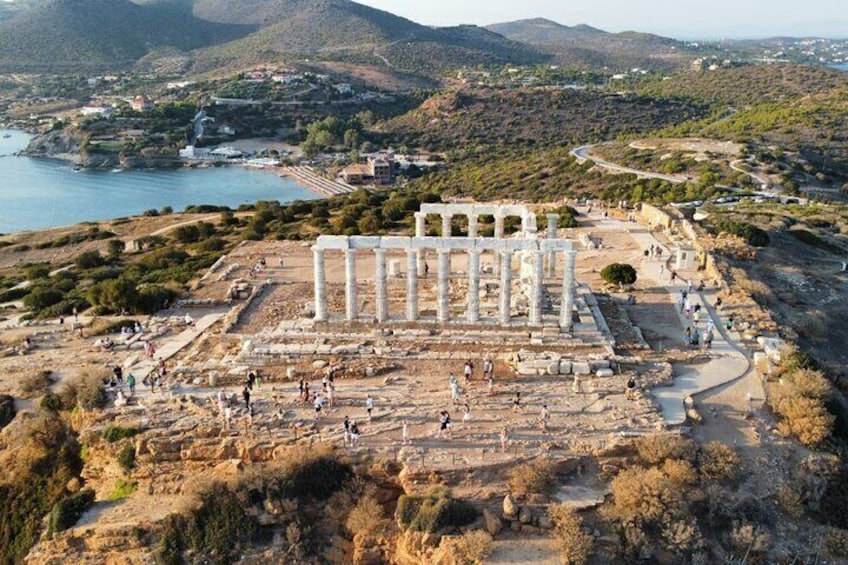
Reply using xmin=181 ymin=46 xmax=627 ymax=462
xmin=406 ymin=249 xmax=419 ymax=321
xmin=437 ymin=249 xmax=451 ymax=323
xmin=312 ymin=248 xmax=327 ymax=321
xmin=529 ymin=250 xmax=544 ymax=325
xmin=344 ymin=249 xmax=357 ymax=322
xmin=560 ymin=250 xmax=577 ymax=330
xmin=374 ymin=248 xmax=388 ymax=322
xmin=499 ymin=249 xmax=513 ymax=325
xmin=467 ymin=250 xmax=481 ymax=323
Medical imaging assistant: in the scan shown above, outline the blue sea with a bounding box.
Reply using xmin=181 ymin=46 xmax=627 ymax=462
xmin=829 ymin=63 xmax=848 ymax=72
xmin=0 ymin=129 xmax=319 ymax=233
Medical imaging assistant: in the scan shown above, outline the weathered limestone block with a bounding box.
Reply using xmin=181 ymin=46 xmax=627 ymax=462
xmin=547 ymin=362 xmax=561 ymax=376
xmin=590 ymin=360 xmax=611 ymax=370
xmin=596 ymin=368 xmax=614 ymax=378
xmin=503 ymin=494 xmax=518 ymax=519
xmin=559 ymin=361 xmax=572 ymax=375
xmin=483 ymin=508 xmax=503 ymax=536
xmin=312 ymin=360 xmax=328 ymax=369
xmin=517 ymin=364 xmax=538 ymax=376
xmin=521 ymin=524 xmax=542 ymax=535
xmin=572 ymin=362 xmax=591 ymax=375
xmin=519 ymin=506 xmax=533 ymax=524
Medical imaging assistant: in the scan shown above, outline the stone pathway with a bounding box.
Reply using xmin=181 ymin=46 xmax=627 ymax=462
xmin=584 ymin=210 xmax=751 ymax=426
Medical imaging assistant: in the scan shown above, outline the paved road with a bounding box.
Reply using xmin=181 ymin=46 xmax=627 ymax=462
xmin=583 ymin=209 xmax=752 ymax=426
xmin=570 ymin=145 xmax=688 ymax=184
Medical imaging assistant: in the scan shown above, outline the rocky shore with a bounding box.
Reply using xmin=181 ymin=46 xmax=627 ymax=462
xmin=21 ymin=129 xmax=182 ymax=170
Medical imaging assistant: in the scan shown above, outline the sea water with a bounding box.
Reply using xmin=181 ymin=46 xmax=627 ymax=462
xmin=0 ymin=129 xmax=319 ymax=233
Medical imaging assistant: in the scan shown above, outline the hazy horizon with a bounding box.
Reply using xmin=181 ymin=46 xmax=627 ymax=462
xmin=355 ymin=0 xmax=848 ymax=39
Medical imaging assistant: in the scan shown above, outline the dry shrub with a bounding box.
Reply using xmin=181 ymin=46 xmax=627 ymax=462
xmin=661 ymin=519 xmax=701 ymax=554
xmin=603 ymin=467 xmax=686 ymax=527
xmin=549 ymin=504 xmax=594 ymax=565
xmin=19 ymin=370 xmax=53 ymax=398
xmin=729 ymin=521 xmax=770 ymax=559
xmin=59 ymin=366 xmax=109 ymax=410
xmin=698 ymin=442 xmax=739 ymax=482
xmin=507 ymin=458 xmax=557 ymax=494
xmin=634 ymin=434 xmax=696 ymax=466
xmin=785 ymin=368 xmax=832 ymax=399
xmin=433 ymin=530 xmax=494 ymax=565
xmin=773 ymin=396 xmax=834 ymax=446
xmin=662 ymin=459 xmax=698 ymax=486
xmin=345 ymin=487 xmax=385 ymax=537
xmin=776 ymin=484 xmax=804 ymax=519
xmin=824 ymin=527 xmax=848 ymax=559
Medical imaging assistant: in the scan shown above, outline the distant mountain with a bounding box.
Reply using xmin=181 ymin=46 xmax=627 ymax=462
xmin=0 ymin=0 xmax=548 ymax=75
xmin=487 ymin=18 xmax=699 ymax=70
xmin=0 ymin=0 xmax=253 ymax=71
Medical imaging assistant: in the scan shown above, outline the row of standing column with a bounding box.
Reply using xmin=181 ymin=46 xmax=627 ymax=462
xmin=313 ymin=247 xmax=577 ymax=328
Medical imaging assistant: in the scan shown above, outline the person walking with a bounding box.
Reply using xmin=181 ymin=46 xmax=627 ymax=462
xmin=463 ymin=360 xmax=473 ymax=384
xmin=500 ymin=426 xmax=510 ymax=453
xmin=314 ymin=394 xmax=324 ymax=419
xmin=126 ymin=373 xmax=136 ymax=396
xmin=242 ymin=386 xmax=251 ymax=409
xmin=539 ymin=404 xmax=551 ymax=431
xmin=350 ymin=420 xmax=361 ymax=446
xmin=402 ymin=420 xmax=410 ymax=445
xmin=343 ymin=416 xmax=351 ymax=446
xmin=462 ymin=402 xmax=472 ymax=429
xmin=512 ymin=391 xmax=521 ymax=412
xmin=483 ymin=359 xmax=493 ymax=380
xmin=366 ymin=394 xmax=374 ymax=421
xmin=626 ymin=375 xmax=637 ymax=400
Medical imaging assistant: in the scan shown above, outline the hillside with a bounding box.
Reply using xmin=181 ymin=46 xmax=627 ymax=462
xmin=0 ymin=0 xmax=253 ymax=72
xmin=487 ymin=17 xmax=699 ymax=70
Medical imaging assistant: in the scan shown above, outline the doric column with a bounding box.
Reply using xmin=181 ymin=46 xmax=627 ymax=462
xmin=406 ymin=249 xmax=419 ymax=321
xmin=494 ymin=214 xmax=505 ymax=275
xmin=441 ymin=214 xmax=454 ymax=238
xmin=529 ymin=250 xmax=545 ymax=325
xmin=437 ymin=249 xmax=451 ymax=323
xmin=467 ymin=215 xmax=478 ymax=238
xmin=345 ymin=249 xmax=357 ymax=322
xmin=499 ymin=249 xmax=513 ymax=325
xmin=414 ymin=212 xmax=426 ymax=238
xmin=466 ymin=250 xmax=481 ymax=323
xmin=374 ymin=248 xmax=388 ymax=323
xmin=312 ymin=247 xmax=327 ymax=321
xmin=415 ymin=212 xmax=427 ymax=275
xmin=560 ymin=250 xmax=577 ymax=330
xmin=546 ymin=214 xmax=559 ymax=277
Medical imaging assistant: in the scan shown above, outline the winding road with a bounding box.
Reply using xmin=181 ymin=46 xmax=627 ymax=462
xmin=570 ymin=144 xmax=688 ymax=184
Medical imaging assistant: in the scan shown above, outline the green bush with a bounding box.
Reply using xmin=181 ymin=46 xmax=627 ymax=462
xmin=0 ymin=394 xmax=16 ymax=429
xmin=75 ymin=250 xmax=106 ymax=269
xmin=40 ymin=391 xmax=64 ymax=412
xmin=107 ymin=479 xmax=137 ymax=501
xmin=117 ymin=443 xmax=136 ymax=474
xmin=103 ymin=425 xmax=140 ymax=443
xmin=714 ymin=219 xmax=770 ymax=247
xmin=49 ymin=488 xmax=95 ymax=534
xmin=601 ymin=263 xmax=638 ymax=286
xmin=0 ymin=286 xmax=30 ymax=303
xmin=396 ymin=488 xmax=478 ymax=533
xmin=23 ymin=286 xmax=65 ymax=311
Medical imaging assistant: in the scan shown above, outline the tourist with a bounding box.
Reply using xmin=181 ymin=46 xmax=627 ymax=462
xmin=703 ymin=330 xmax=713 ymax=351
xmin=350 ymin=421 xmax=361 ymax=446
xmin=715 ymin=296 xmax=723 ymax=309
xmin=450 ymin=379 xmax=461 ymax=404
xmin=184 ymin=313 xmax=195 ymax=329
xmin=242 ymin=386 xmax=251 ymax=409
xmin=366 ymin=394 xmax=374 ymax=421
xmin=126 ymin=373 xmax=136 ymax=395
xmin=462 ymin=402 xmax=472 ymax=429
xmin=304 ymin=382 xmax=310 ymax=403
xmin=512 ymin=391 xmax=521 ymax=412
xmin=343 ymin=415 xmax=351 ymax=446
xmin=247 ymin=371 xmax=256 ymax=391
xmin=488 ymin=374 xmax=495 ymax=396
xmin=145 ymin=340 xmax=156 ymax=359
xmin=298 ymin=378 xmax=304 ymax=401
xmin=483 ymin=358 xmax=493 ymax=381
xmin=539 ymin=404 xmax=550 ymax=431
xmin=72 ymin=306 xmax=78 ymax=321
xmin=687 ymin=280 xmax=693 ymax=294
xmin=217 ymin=389 xmax=226 ymax=411
xmin=706 ymin=319 xmax=715 ymax=335
xmin=670 ymin=270 xmax=677 ymax=283
xmin=402 ymin=420 xmax=410 ymax=445
xmin=134 ymin=321 xmax=142 ymax=334
xmin=112 ymin=365 xmax=123 ymax=388
xmin=322 ymin=374 xmax=328 ymax=392
xmin=684 ymin=326 xmax=692 ymax=342
xmin=626 ymin=375 xmax=637 ymax=400
xmin=464 ymin=360 xmax=473 ymax=383
xmin=726 ymin=315 xmax=735 ymax=331
xmin=437 ymin=411 xmax=449 ymax=438
xmin=314 ymin=394 xmax=324 ymax=419
xmin=327 ymin=382 xmax=335 ymax=407
xmin=59 ymin=314 xmax=64 ymax=327
xmin=691 ymin=328 xmax=701 ymax=347
xmin=500 ymin=427 xmax=510 ymax=453
xmin=693 ymin=310 xmax=701 ymax=325
xmin=224 ymin=405 xmax=232 ymax=431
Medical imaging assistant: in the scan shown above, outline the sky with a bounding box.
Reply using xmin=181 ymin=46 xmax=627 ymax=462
xmin=355 ymin=0 xmax=848 ymax=39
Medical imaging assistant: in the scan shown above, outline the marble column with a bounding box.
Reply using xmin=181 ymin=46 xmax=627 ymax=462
xmin=467 ymin=214 xmax=478 ymax=238
xmin=374 ymin=248 xmax=388 ymax=323
xmin=344 ymin=249 xmax=357 ymax=322
xmin=499 ymin=249 xmax=513 ymax=325
xmin=312 ymin=247 xmax=327 ymax=321
xmin=494 ymin=214 xmax=505 ymax=275
xmin=560 ymin=250 xmax=577 ymax=331
xmin=406 ymin=249 xmax=419 ymax=321
xmin=441 ymin=214 xmax=454 ymax=238
xmin=437 ymin=249 xmax=450 ymax=323
xmin=546 ymin=214 xmax=559 ymax=277
xmin=466 ymin=250 xmax=481 ymax=323
xmin=529 ymin=250 xmax=545 ymax=325
xmin=415 ymin=212 xmax=427 ymax=274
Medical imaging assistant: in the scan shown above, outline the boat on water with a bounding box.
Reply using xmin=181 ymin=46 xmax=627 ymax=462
xmin=2 ymin=134 xmax=10 ymax=138
xmin=72 ymin=165 xmax=82 ymax=172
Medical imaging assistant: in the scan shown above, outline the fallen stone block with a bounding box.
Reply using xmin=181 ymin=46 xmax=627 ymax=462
xmin=595 ymin=368 xmax=614 ymax=378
